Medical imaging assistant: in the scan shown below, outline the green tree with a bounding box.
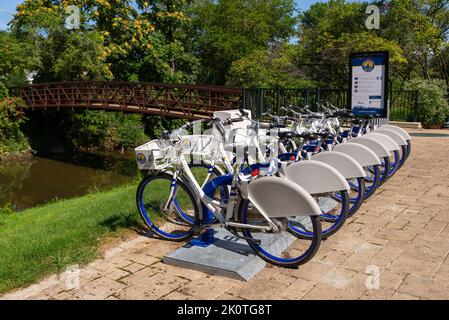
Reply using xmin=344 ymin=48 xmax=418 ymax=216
xmin=227 ymin=44 xmax=317 ymax=88
xmin=382 ymin=0 xmax=449 ymax=83
xmin=296 ymin=0 xmax=410 ymax=87
xmin=190 ymin=0 xmax=297 ymax=85
xmin=12 ymin=1 xmax=113 ymax=81
xmin=296 ymin=0 xmax=449 ymax=87
xmin=0 ymin=31 xmax=38 ymax=92
xmin=0 ymin=98 xmax=30 ymax=156
xmin=0 ymin=31 xmax=34 ymax=156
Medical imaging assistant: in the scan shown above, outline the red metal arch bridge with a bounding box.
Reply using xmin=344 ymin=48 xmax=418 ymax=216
xmin=11 ymin=81 xmax=244 ymax=120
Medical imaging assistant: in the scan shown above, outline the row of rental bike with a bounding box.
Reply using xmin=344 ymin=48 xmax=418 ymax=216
xmin=134 ymin=106 xmax=412 ymax=268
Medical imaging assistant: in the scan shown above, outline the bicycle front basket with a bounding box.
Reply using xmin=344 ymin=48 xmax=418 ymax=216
xmin=134 ymin=139 xmax=177 ymax=170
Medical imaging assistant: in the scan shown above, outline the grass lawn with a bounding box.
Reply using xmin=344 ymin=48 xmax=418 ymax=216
xmin=0 ymin=165 xmax=213 ymax=295
xmin=0 ymin=183 xmax=142 ymax=295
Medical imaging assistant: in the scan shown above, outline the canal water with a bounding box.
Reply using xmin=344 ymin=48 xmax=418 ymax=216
xmin=0 ymin=151 xmax=138 ymax=211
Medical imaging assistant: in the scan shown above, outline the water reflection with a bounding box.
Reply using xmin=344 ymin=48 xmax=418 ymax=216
xmin=0 ymin=151 xmax=137 ymax=211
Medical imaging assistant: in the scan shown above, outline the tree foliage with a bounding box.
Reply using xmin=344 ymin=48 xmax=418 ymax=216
xmin=227 ymin=45 xmax=317 ymax=88
xmin=0 ymin=98 xmax=30 ymax=156
xmin=3 ymin=0 xmax=449 ymax=154
xmin=190 ymin=0 xmax=297 ymax=84
xmin=296 ymin=0 xmax=449 ymax=88
xmin=403 ymin=79 xmax=449 ymax=126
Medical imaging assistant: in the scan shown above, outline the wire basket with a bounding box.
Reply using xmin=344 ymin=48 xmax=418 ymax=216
xmin=224 ymin=128 xmax=279 ymax=164
xmin=135 ymin=139 xmax=177 ymax=170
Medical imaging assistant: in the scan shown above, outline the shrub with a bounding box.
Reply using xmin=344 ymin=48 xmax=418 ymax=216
xmin=67 ymin=110 xmax=147 ymax=151
xmin=403 ymin=79 xmax=449 ymax=127
xmin=0 ymin=204 xmax=14 ymax=215
xmin=143 ymin=115 xmax=186 ymax=139
xmin=0 ymin=98 xmax=30 ymax=156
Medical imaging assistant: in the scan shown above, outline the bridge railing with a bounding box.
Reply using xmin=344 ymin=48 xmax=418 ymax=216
xmin=12 ymin=81 xmax=244 ymax=120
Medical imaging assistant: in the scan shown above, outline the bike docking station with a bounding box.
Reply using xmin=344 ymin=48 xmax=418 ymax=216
xmin=164 ymin=228 xmax=265 ymax=281
xmin=163 ymin=191 xmax=303 ymax=281
xmin=164 ymin=227 xmax=299 ymax=281
xmin=137 ymin=53 xmax=414 ymax=283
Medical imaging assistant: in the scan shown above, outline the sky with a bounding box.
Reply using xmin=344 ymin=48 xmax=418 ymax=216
xmin=0 ymin=0 xmax=364 ymax=30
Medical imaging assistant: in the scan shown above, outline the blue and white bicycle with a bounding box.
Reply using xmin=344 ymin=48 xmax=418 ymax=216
xmin=135 ymin=118 xmax=324 ymax=268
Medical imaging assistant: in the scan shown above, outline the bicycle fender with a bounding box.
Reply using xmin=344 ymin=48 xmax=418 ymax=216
xmin=364 ymin=133 xmax=400 ymax=151
xmin=379 ymin=125 xmax=411 ymax=141
xmin=333 ymin=143 xmax=381 ymax=166
xmin=285 ymin=160 xmax=350 ymax=195
xmin=247 ymin=176 xmax=321 ymax=217
xmin=375 ymin=128 xmax=408 ymax=146
xmin=311 ymin=151 xmax=365 ymax=179
xmin=350 ymin=136 xmax=390 ymax=158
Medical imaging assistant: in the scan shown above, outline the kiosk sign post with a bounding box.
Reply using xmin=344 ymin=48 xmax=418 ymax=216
xmin=349 ymin=51 xmax=389 ymax=118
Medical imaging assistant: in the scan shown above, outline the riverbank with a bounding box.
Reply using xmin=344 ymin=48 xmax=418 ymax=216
xmin=0 ymin=151 xmax=137 ymax=210
xmin=0 ymin=148 xmax=33 ymax=162
xmin=0 ymin=183 xmax=145 ymax=294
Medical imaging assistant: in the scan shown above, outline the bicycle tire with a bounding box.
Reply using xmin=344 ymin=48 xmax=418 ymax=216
xmin=136 ymin=172 xmax=199 ymax=242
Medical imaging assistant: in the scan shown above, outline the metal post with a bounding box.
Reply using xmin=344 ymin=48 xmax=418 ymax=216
xmin=412 ymin=91 xmax=418 ymax=122
xmin=276 ymin=87 xmax=281 ymax=115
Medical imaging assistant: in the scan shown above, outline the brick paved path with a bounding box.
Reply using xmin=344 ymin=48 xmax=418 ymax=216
xmin=2 ymin=130 xmax=449 ymax=300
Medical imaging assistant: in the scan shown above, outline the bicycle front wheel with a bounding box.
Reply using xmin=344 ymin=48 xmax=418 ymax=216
xmin=136 ymin=173 xmax=199 ymax=241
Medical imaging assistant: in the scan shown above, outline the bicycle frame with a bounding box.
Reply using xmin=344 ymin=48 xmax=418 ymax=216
xmin=166 ymin=137 xmax=280 ymax=233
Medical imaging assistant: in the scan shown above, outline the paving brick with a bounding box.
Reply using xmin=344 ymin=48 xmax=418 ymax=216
xmin=215 ymin=292 xmax=244 ymax=300
xmin=178 ymin=276 xmax=238 ymax=300
xmin=390 ymin=292 xmax=420 ymax=300
xmin=359 ymin=288 xmax=394 ymax=300
xmin=281 ymin=261 xmax=334 ymax=283
xmin=226 ymin=278 xmax=288 ymax=300
xmin=126 ymin=253 xmax=160 ymax=266
xmin=320 ymin=250 xmax=351 ymax=267
xmin=4 ymin=132 xmax=449 ymax=300
xmin=72 ymin=277 xmax=126 ymax=300
xmin=117 ymin=273 xmax=189 ymax=300
xmin=302 ymin=284 xmax=361 ymax=300
xmin=280 ymin=278 xmax=316 ymax=300
xmin=397 ymin=275 xmax=449 ymax=300
xmin=120 ymin=266 xmax=159 ymax=286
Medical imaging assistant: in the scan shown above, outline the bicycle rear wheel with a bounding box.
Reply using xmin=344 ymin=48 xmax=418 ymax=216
xmin=363 ymin=164 xmax=380 ymax=199
xmin=290 ymin=190 xmax=349 ymax=239
xmin=388 ymin=150 xmax=400 ymax=176
xmin=398 ymin=145 xmax=407 ymax=168
xmin=136 ymin=172 xmax=198 ymax=241
xmin=379 ymin=155 xmax=391 ymax=184
xmin=343 ymin=177 xmax=365 ymax=217
xmin=237 ymin=199 xmax=322 ymax=268
xmin=406 ymin=140 xmax=412 ymax=159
